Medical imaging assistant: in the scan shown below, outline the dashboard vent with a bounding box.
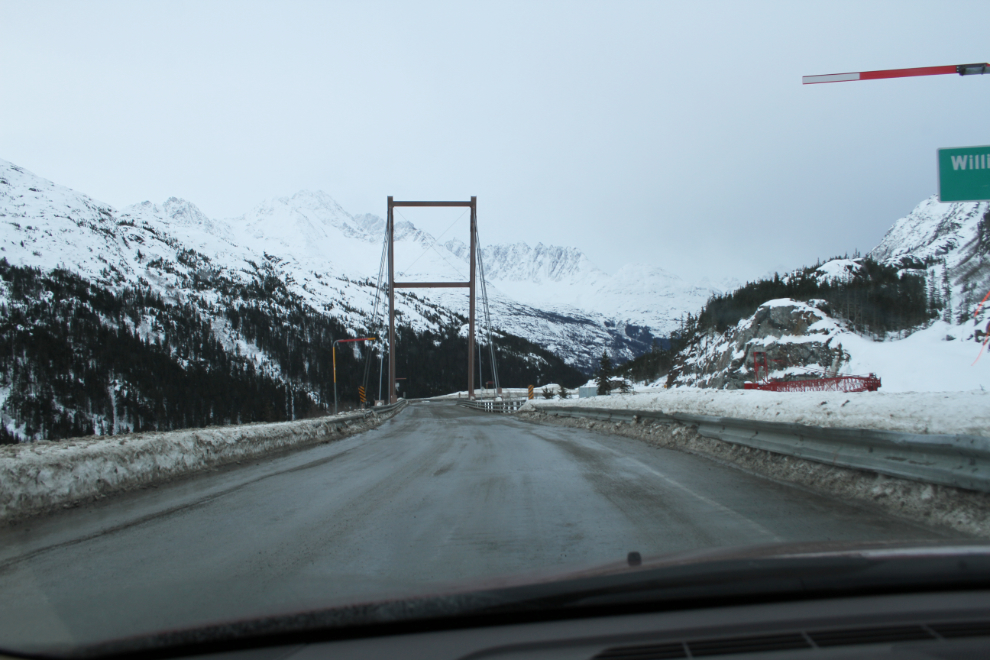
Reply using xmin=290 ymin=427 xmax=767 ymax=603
xmin=688 ymin=633 xmax=810 ymax=656
xmin=930 ymin=621 xmax=990 ymax=639
xmin=593 ymin=642 xmax=686 ymax=659
xmin=593 ymin=620 xmax=990 ymax=659
xmin=807 ymin=625 xmax=934 ymax=647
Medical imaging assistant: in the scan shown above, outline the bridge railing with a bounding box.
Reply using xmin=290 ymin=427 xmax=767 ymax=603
xmin=457 ymin=398 xmax=528 ymax=414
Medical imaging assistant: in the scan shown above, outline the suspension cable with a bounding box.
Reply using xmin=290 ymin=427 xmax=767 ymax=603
xmin=361 ymin=228 xmax=389 ymax=403
xmin=475 ymin=225 xmax=500 ymax=393
xmin=395 ymin=208 xmax=468 ymax=277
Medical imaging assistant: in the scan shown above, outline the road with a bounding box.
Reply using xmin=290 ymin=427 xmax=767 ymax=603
xmin=0 ymin=402 xmax=962 ymax=651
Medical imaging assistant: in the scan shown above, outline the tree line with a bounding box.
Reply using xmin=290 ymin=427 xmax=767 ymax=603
xmin=0 ymin=259 xmax=586 ymax=443
xmin=697 ymin=257 xmax=933 ymax=337
xmin=612 ymin=257 xmax=937 ymax=386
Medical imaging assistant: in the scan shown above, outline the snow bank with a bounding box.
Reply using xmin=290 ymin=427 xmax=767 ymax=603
xmin=0 ymin=406 xmax=404 ymax=524
xmin=524 ymin=389 xmax=990 ymax=438
xmin=838 ymin=320 xmax=990 ymax=393
xmin=430 ymin=386 xmax=559 ymax=399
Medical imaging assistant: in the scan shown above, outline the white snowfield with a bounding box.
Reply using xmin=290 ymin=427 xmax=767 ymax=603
xmin=0 ymin=408 xmax=400 ymax=524
xmin=523 ymin=389 xmax=990 ymax=438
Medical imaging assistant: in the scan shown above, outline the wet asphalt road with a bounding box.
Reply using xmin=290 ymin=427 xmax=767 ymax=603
xmin=0 ymin=402 xmax=959 ymax=651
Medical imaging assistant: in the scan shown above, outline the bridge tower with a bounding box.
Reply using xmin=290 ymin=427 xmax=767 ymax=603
xmin=387 ymin=197 xmax=477 ymax=402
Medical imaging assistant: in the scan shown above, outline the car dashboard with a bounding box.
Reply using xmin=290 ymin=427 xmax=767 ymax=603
xmin=167 ymin=589 xmax=990 ymax=660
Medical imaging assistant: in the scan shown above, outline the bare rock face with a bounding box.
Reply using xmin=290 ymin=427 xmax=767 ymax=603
xmin=668 ymin=299 xmax=850 ymax=390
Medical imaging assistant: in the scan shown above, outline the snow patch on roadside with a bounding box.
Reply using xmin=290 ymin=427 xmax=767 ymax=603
xmin=0 ymin=406 xmax=404 ymax=524
xmin=524 ymin=389 xmax=990 ymax=438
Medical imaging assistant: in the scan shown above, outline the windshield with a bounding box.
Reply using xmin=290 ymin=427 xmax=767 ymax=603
xmin=1 ymin=1 xmax=988 ymax=657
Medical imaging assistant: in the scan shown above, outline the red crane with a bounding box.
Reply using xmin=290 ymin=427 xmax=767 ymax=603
xmin=743 ymin=351 xmax=880 ymax=393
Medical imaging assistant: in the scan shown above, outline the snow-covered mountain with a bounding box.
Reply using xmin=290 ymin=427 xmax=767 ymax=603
xmin=472 ymin=248 xmax=718 ymax=337
xmin=4 ymin=155 xmax=988 ymax=441
xmin=869 ymin=195 xmax=990 ymax=317
xmin=870 ymin=196 xmax=989 ymax=265
xmin=1 ymin=158 xmax=601 ymax=440
xmin=665 ymin=295 xmax=988 ymax=393
xmin=0 ymin=158 xmax=720 ymax=374
xmin=660 ymin=196 xmax=990 ymax=392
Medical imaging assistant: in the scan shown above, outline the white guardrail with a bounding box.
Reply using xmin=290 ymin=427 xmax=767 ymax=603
xmin=457 ymin=398 xmax=528 ymax=414
xmin=528 ymin=405 xmax=990 ymax=494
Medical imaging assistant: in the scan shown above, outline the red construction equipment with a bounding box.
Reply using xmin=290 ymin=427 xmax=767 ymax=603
xmin=742 ymin=351 xmax=880 ymax=393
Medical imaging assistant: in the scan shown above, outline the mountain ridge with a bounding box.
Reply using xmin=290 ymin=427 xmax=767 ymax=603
xmin=0 ymin=157 xmax=692 ymax=374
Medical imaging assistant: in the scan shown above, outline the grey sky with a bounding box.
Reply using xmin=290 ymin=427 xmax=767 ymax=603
xmin=2 ymin=0 xmax=988 ymax=284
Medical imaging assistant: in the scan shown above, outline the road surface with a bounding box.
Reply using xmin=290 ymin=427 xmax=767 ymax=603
xmin=0 ymin=402 xmax=962 ymax=651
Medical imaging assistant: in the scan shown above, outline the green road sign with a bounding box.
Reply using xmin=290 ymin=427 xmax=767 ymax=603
xmin=938 ymin=145 xmax=990 ymax=202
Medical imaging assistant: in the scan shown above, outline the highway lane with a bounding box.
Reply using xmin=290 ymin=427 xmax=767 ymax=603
xmin=0 ymin=402 xmax=963 ymax=651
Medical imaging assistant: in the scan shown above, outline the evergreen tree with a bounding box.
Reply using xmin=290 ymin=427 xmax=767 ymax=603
xmin=596 ymin=349 xmax=613 ymax=395
xmin=942 ymin=262 xmax=953 ymax=324
xmin=0 ymin=258 xmax=588 ymax=442
xmin=978 ymin=208 xmax=990 ymax=253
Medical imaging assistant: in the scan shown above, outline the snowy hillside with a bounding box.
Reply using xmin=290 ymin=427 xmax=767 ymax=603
xmin=653 ymin=195 xmax=990 ymax=393
xmin=1 ymin=158 xmax=703 ymax=372
xmin=0 ymin=157 xmax=630 ymax=441
xmin=870 ymin=196 xmax=989 ymax=266
xmin=869 ymin=196 xmax=990 ymax=319
xmin=447 ymin=240 xmax=720 ymax=336
xmin=666 ymin=298 xmax=988 ymax=393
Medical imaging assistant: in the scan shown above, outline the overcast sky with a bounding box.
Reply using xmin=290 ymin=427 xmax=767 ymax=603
xmin=2 ymin=1 xmax=988 ymax=284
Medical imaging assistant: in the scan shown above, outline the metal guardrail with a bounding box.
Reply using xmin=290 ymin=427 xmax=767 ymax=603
xmin=329 ymin=399 xmax=408 ymax=424
xmin=457 ymin=398 xmax=528 ymax=414
xmin=368 ymin=399 xmax=408 ymax=415
xmin=529 ymin=405 xmax=990 ymax=494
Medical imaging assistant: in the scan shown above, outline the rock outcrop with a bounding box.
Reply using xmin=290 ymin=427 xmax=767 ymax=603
xmin=668 ymin=299 xmax=851 ymax=389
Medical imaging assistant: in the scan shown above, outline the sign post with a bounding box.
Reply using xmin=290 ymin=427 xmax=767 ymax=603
xmin=938 ymin=146 xmax=990 ymax=202
xmin=333 ymin=337 xmax=376 ymax=415
xmin=803 ymin=63 xmax=988 ymax=85
xmin=803 ymin=63 xmax=990 ymax=203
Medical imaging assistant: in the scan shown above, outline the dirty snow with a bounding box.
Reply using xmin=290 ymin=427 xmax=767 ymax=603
xmin=524 ymin=388 xmax=990 ymax=438
xmin=0 ymin=406 xmax=403 ymax=523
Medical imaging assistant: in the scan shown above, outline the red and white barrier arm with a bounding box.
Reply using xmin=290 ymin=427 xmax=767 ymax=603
xmin=803 ymin=63 xmax=988 ymax=85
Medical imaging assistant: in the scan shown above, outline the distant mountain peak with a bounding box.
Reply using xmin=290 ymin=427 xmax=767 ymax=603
xmin=0 ymin=155 xmax=718 ymax=374
xmin=869 ymin=195 xmax=989 ymax=265
xmin=867 ymin=196 xmax=990 ymax=312
xmin=162 ymin=197 xmax=213 ymax=227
